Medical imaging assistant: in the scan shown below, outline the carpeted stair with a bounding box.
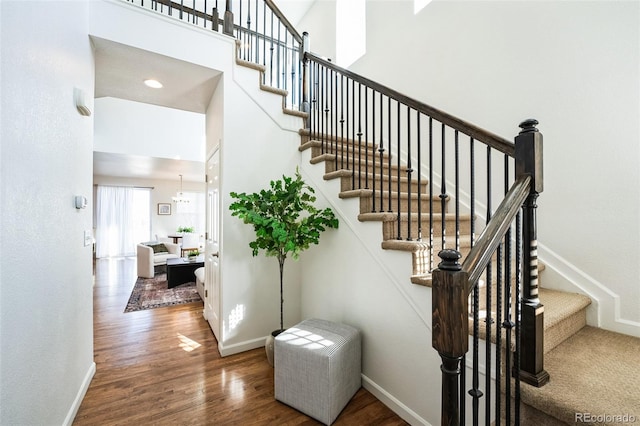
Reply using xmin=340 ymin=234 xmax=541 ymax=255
xmin=235 ymin=54 xmax=640 ymax=425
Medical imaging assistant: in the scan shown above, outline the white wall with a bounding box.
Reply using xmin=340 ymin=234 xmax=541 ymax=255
xmin=217 ymin=53 xmax=305 ymax=354
xmin=0 ymin=1 xmax=95 ymax=424
xmin=94 ymin=97 xmax=205 ymax=161
xmin=298 ymin=0 xmax=640 ymax=335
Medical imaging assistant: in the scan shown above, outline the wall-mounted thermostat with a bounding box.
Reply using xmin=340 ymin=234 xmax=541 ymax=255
xmin=75 ymin=195 xmax=87 ymax=209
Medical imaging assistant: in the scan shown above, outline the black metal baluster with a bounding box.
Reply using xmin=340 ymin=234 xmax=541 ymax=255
xmin=238 ymin=0 xmax=242 ymax=54
xmin=330 ymin=68 xmax=334 ymax=161
xmin=294 ymin=43 xmax=298 ymax=108
xmin=440 ymin=124 xmax=447 ymax=250
xmin=378 ymin=93 xmax=385 ymax=212
xmin=335 ymin=71 xmax=340 ymax=162
xmin=371 ymin=89 xmax=376 ymax=211
xmin=311 ymin=61 xmax=317 ymax=139
xmin=269 ymin=11 xmax=274 ymax=86
xmin=246 ymin=1 xmax=252 ymax=61
xmin=406 ymin=106 xmax=412 ymax=240
xmin=454 ymin=130 xmax=459 ymax=250
xmin=276 ymin=22 xmax=281 ymax=89
xmin=318 ymin=64 xmax=323 ymax=151
xmin=417 ymin=111 xmax=422 ymax=241
xmin=470 ymin=280 xmax=483 ymax=426
xmin=470 ymin=137 xmax=475 ymax=247
xmin=515 ymin=210 xmax=522 ymax=425
xmin=254 ymin=0 xmax=259 ymax=63
xmin=495 ymin=240 xmax=504 ymax=426
xmin=283 ymin=32 xmax=288 ymax=93
xmin=323 ymin=66 xmax=329 ymax=154
xmin=485 ymin=145 xmax=493 ymax=426
xmin=352 ymin=80 xmax=356 ymax=188
xmin=396 ymin=102 xmax=401 ymax=239
xmin=357 ymin=83 xmax=363 ymax=189
xmin=339 ymin=74 xmax=345 ymax=171
xmin=387 ymin=97 xmax=392 ymax=212
xmin=262 ymin=2 xmax=266 ymax=83
xmin=364 ymin=87 xmax=369 ymax=189
xmin=428 ymin=118 xmax=434 ymax=268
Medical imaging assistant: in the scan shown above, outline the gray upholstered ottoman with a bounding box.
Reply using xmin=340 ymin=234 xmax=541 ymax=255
xmin=274 ymin=318 xmax=361 ymax=425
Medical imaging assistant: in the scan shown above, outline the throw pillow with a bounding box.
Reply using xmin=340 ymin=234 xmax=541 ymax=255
xmin=147 ymin=243 xmax=169 ymax=254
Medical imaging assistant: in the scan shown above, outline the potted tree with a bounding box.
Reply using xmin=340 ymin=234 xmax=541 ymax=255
xmin=229 ymin=168 xmax=339 ymax=365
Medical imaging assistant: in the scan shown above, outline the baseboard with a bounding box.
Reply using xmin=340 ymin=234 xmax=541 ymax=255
xmin=361 ymin=375 xmax=432 ymax=426
xmin=218 ymin=336 xmax=266 ymax=357
xmin=538 ymin=242 xmax=640 ymax=338
xmin=63 ymin=361 xmax=96 ymax=426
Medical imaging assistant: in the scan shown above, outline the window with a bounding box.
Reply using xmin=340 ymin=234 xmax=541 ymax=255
xmin=95 ymin=186 xmax=151 ymax=258
xmin=336 ymin=0 xmax=366 ymax=68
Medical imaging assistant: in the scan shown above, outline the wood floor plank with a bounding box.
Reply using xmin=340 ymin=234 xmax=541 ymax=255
xmin=74 ymin=257 xmax=408 ymax=425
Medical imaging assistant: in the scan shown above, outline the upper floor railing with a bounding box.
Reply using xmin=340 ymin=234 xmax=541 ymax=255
xmin=120 ymin=0 xmax=548 ymax=423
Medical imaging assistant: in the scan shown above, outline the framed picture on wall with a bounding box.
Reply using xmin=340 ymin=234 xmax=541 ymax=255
xmin=158 ymin=203 xmax=171 ymax=215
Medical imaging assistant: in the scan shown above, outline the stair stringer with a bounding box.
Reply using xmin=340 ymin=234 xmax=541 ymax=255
xmin=231 ymin=57 xmax=304 ymax=133
xmin=299 ymin=149 xmax=483 ymax=426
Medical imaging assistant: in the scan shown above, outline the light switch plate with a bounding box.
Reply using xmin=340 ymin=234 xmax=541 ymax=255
xmin=84 ymin=230 xmax=93 ymax=247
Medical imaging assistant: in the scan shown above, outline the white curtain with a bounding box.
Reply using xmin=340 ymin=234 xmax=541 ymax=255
xmin=96 ymin=186 xmax=150 ymax=258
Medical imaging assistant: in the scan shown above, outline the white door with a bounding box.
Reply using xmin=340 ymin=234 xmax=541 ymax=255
xmin=205 ymin=149 xmax=221 ymax=340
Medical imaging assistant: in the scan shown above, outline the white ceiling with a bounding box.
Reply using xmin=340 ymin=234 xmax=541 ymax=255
xmin=92 ymin=36 xmax=221 ymax=114
xmin=92 ymin=37 xmax=219 ymax=182
xmin=93 ymin=152 xmax=205 ymax=183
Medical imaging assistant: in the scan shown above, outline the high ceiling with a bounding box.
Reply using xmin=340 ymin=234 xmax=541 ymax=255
xmin=92 ymin=36 xmax=221 ymax=114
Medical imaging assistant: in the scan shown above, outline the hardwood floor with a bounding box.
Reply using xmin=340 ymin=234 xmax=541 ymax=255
xmin=74 ymin=257 xmax=407 ymax=425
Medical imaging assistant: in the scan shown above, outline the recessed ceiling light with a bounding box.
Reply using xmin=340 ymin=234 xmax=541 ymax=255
xmin=144 ymin=79 xmax=163 ymax=89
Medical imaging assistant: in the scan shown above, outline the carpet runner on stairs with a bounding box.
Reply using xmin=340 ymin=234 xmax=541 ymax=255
xmin=520 ymin=326 xmax=640 ymax=425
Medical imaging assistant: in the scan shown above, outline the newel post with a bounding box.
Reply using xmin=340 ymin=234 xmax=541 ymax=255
xmin=301 ymin=32 xmax=311 ymax=124
xmin=432 ymin=249 xmax=469 ymax=426
xmin=223 ymin=0 xmax=234 ymax=36
xmin=515 ymin=118 xmax=550 ymax=387
xmin=211 ymin=1 xmax=219 ymax=32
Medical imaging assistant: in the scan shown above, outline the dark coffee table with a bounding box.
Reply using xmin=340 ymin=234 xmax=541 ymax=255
xmin=166 ymin=256 xmax=204 ymax=288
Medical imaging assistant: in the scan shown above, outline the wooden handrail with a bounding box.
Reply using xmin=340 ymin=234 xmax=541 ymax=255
xmin=462 ymin=174 xmax=532 ymax=287
xmin=264 ymin=0 xmax=303 ymax=43
xmin=153 ymin=0 xmax=221 ymax=24
xmin=305 ymin=52 xmax=515 ymax=156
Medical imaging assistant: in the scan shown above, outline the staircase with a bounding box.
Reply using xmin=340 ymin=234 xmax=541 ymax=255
xmin=121 ymin=0 xmax=640 ymax=423
xmin=235 ymin=52 xmax=640 ymax=424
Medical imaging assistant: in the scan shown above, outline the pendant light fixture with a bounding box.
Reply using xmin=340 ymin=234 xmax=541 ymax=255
xmin=172 ymin=174 xmax=190 ymax=203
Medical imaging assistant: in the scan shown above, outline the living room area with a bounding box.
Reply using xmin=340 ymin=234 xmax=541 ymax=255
xmin=92 ymin=83 xmax=209 ymax=309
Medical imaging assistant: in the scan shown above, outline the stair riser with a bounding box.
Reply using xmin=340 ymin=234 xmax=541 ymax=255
xmin=310 ymin=144 xmax=381 ymax=160
xmin=382 ymin=217 xmax=473 ymax=241
xmin=340 ymin=175 xmax=428 ymax=194
xmin=359 ymin=195 xmax=447 ymax=215
xmin=323 ymin=157 xmax=411 ymax=177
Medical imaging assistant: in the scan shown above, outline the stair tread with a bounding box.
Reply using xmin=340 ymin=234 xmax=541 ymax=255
xmin=359 ymin=211 xmax=472 ymax=222
xmin=325 ymin=170 xmax=428 ymax=186
xmin=382 ymin=236 xmax=473 ymax=253
xmin=340 ymin=188 xmax=440 ymax=199
xmin=520 ymin=326 xmax=640 ymax=424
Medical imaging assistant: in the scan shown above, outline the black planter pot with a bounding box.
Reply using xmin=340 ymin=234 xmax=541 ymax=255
xmin=265 ymin=329 xmax=284 ymax=367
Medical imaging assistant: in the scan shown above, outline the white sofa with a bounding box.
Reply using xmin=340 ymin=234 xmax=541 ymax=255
xmin=194 ymin=267 xmax=205 ymax=300
xmin=136 ymin=242 xmax=180 ymax=278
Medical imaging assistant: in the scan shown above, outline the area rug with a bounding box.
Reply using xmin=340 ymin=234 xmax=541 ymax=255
xmin=124 ymin=273 xmax=202 ymax=313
